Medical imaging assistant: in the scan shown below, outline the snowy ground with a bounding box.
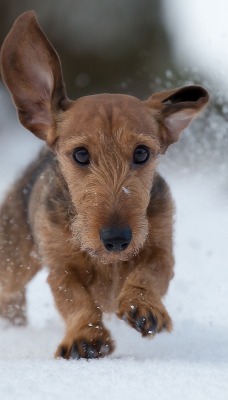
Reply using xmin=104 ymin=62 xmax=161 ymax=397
xmin=0 ymin=88 xmax=228 ymax=399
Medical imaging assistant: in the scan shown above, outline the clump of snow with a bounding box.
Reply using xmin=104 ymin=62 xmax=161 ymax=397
xmin=122 ymin=186 xmax=130 ymax=194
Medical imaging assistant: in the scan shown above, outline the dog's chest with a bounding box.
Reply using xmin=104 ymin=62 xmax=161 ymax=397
xmin=90 ymin=262 xmax=134 ymax=313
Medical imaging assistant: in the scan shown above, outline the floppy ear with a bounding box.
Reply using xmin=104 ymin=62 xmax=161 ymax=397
xmin=0 ymin=11 xmax=71 ymax=145
xmin=145 ymin=85 xmax=209 ymax=153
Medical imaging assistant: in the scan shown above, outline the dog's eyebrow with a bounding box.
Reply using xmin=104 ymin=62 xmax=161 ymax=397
xmin=57 ymin=134 xmax=92 ymax=149
xmin=115 ymin=128 xmax=160 ymax=150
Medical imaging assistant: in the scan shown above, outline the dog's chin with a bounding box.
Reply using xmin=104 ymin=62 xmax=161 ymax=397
xmin=84 ymin=242 xmax=141 ymax=264
xmin=84 ymin=244 xmax=141 ymax=265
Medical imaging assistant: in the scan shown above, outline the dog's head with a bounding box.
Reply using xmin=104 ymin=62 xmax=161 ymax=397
xmin=0 ymin=11 xmax=209 ymax=263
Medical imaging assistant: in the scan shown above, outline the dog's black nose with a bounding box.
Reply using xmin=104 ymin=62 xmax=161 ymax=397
xmin=100 ymin=226 xmax=132 ymax=252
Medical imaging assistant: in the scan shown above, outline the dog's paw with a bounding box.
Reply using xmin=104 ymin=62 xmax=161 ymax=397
xmin=56 ymin=339 xmax=113 ymax=360
xmin=117 ymin=290 xmax=172 ymax=337
xmin=55 ymin=324 xmax=115 ymax=360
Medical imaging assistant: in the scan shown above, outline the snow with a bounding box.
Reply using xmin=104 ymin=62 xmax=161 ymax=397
xmin=0 ymin=85 xmax=227 ymax=399
xmin=122 ymin=186 xmax=130 ymax=194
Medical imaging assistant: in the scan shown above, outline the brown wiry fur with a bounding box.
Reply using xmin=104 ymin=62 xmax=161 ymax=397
xmin=0 ymin=11 xmax=209 ymax=359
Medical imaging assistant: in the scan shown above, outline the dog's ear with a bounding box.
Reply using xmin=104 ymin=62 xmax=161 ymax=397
xmin=0 ymin=11 xmax=71 ymax=145
xmin=145 ymin=85 xmax=209 ymax=153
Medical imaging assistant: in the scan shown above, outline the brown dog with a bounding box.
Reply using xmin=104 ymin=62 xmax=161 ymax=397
xmin=0 ymin=11 xmax=209 ymax=359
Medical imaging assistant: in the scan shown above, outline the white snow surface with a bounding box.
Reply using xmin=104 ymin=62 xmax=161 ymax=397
xmin=0 ymin=90 xmax=228 ymax=399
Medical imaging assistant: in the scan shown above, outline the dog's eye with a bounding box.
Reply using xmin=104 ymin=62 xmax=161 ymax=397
xmin=133 ymin=146 xmax=150 ymax=165
xmin=73 ymin=147 xmax=90 ymax=165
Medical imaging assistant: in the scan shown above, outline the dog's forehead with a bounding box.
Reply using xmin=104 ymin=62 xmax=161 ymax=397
xmin=61 ymin=93 xmax=158 ymax=137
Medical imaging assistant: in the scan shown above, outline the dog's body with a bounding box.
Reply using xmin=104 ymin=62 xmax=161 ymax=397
xmin=0 ymin=11 xmax=209 ymax=359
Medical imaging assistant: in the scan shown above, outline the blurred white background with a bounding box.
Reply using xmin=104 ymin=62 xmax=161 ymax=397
xmin=0 ymin=2 xmax=227 ymax=400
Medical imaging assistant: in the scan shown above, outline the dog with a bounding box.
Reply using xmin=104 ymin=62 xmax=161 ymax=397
xmin=0 ymin=11 xmax=209 ymax=359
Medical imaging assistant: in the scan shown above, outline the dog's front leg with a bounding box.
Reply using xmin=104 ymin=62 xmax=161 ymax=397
xmin=48 ymin=268 xmax=115 ymax=359
xmin=116 ymin=252 xmax=173 ymax=337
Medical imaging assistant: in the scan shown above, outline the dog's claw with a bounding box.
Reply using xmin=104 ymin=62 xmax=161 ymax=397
xmin=59 ymin=346 xmax=68 ymax=358
xmin=82 ymin=341 xmax=99 ymax=359
xmin=134 ymin=311 xmax=157 ymax=336
xmin=70 ymin=343 xmax=80 ymax=359
xmin=145 ymin=311 xmax=157 ymax=335
xmin=135 ymin=315 xmax=146 ymax=332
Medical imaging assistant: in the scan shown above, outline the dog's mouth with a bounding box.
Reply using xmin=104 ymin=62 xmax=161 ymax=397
xmin=85 ymin=245 xmax=139 ymax=264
